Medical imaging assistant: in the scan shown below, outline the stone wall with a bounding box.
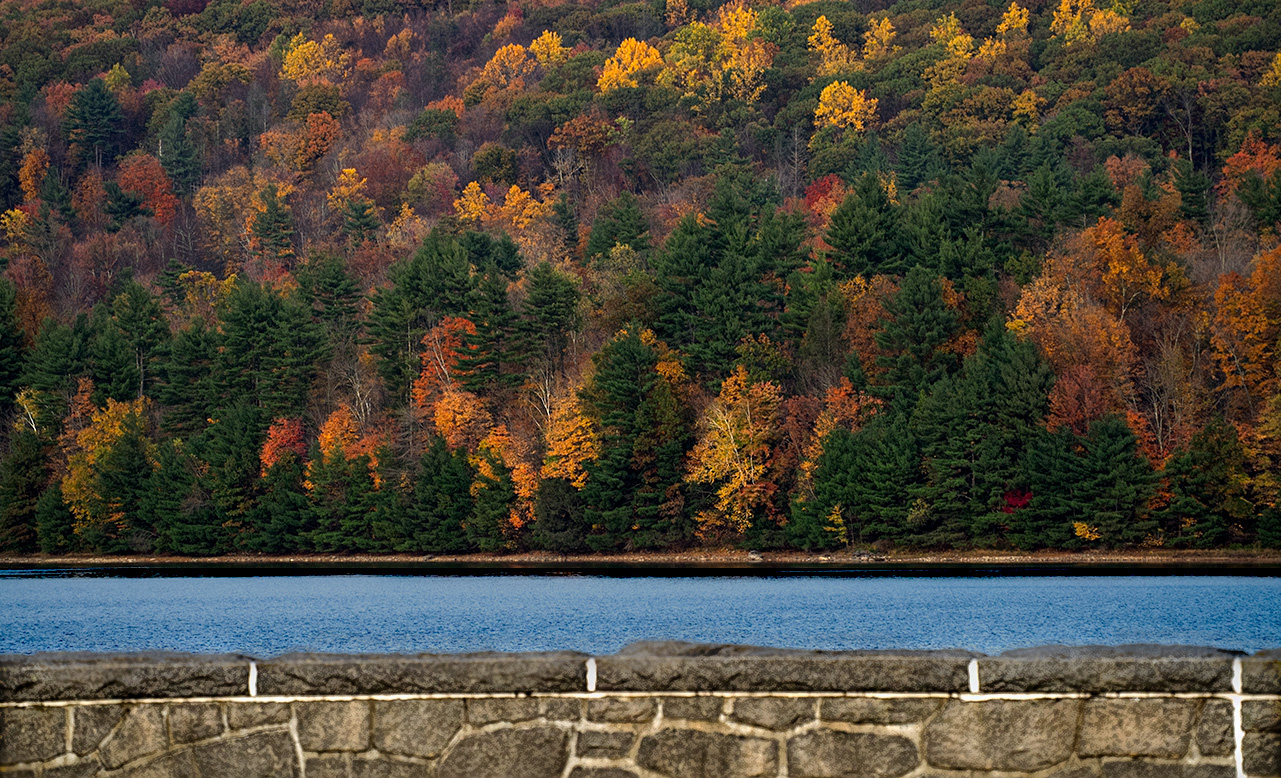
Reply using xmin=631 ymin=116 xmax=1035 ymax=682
xmin=2 ymin=644 xmax=1278 ymax=778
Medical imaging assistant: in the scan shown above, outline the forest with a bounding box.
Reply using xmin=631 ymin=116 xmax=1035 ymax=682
xmin=0 ymin=0 xmax=1280 ymax=556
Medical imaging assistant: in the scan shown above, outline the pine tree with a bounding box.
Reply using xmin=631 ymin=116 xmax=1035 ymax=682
xmin=1159 ymin=419 xmax=1249 ymax=548
xmin=531 ymin=477 xmax=588 ymax=553
xmin=147 ymin=441 xmax=199 ymax=555
xmin=652 ymin=214 xmax=717 ymax=353
xmin=467 ymin=447 xmax=515 ymax=552
xmin=1172 ymin=157 xmax=1209 ymax=225
xmin=246 ymin=454 xmax=313 ymax=553
xmin=63 ymin=79 xmax=124 ymax=168
xmin=0 ymin=279 xmax=26 ymax=408
xmin=0 ymin=429 xmax=45 ymax=553
xmin=39 ymin=171 xmax=75 ymax=224
xmin=157 ymin=320 xmax=221 ymax=438
xmin=689 ymin=227 xmax=771 ymax=385
xmin=104 ymin=182 xmax=149 ymax=231
xmin=110 ymin=282 xmax=170 ymax=399
xmin=401 ymin=436 xmax=473 ymax=552
xmin=874 ymin=266 xmax=959 ymax=410
xmin=341 ymin=197 xmax=379 ymax=245
xmin=585 ymin=192 xmax=650 ymax=262
xmin=826 ymin=173 xmax=903 ymax=278
xmin=457 ymin=267 xmax=521 ymax=393
xmin=36 ymin=483 xmax=78 ymax=554
xmin=23 ymin=316 xmax=92 ymax=433
xmin=252 ymin=184 xmax=295 ymax=265
xmin=521 ymin=262 xmax=581 ymax=378
xmin=96 ymin=412 xmax=157 ymax=552
xmin=897 ymin=122 xmax=942 ymax=191
xmin=159 ymin=115 xmax=201 ymax=195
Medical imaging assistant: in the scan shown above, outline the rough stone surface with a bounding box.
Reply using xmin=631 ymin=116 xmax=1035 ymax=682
xmin=568 ymin=770 xmax=639 ymax=778
xmin=437 ymin=727 xmax=568 ymax=778
xmin=100 ymin=706 xmax=167 ymax=769
xmin=373 ymin=699 xmax=463 ymax=757
xmin=636 ymin=728 xmax=777 ymax=778
xmin=1244 ymin=699 xmax=1281 ymax=732
xmin=1242 ymin=650 xmax=1281 ymax=694
xmin=295 ymin=700 xmax=371 ymax=752
xmin=1244 ymin=732 xmax=1281 ymax=776
xmin=586 ymin=697 xmax=655 ymax=723
xmin=1101 ymin=764 xmax=1236 ymax=778
xmin=351 ymin=758 xmax=435 ymax=778
xmin=730 ymin=697 xmax=815 ymax=729
xmin=1195 ymin=699 xmax=1234 ymax=756
xmin=787 ymin=730 xmax=919 ymax=778
xmin=1077 ymin=698 xmax=1197 ymax=757
xmin=598 ymin=643 xmax=975 ymax=692
xmin=226 ymin=702 xmax=290 ymax=730
xmin=923 ymin=699 xmax=1078 ymax=771
xmin=540 ymin=698 xmax=580 ymax=721
xmin=466 ymin=697 xmax=538 ymax=725
xmin=575 ymin=730 xmax=634 ymax=758
xmin=167 ymin=702 xmax=223 ymax=744
xmin=73 ymin=706 xmax=124 ymax=755
xmin=662 ymin=696 xmax=723 ymax=720
xmin=982 ymin=645 xmax=1238 ymax=692
xmin=0 ymin=653 xmax=250 ymax=701
xmin=821 ymin=698 xmax=942 ymax=724
xmin=257 ymin=652 xmax=587 ymax=695
xmin=189 ymin=731 xmax=297 ymax=777
xmin=116 ymin=750 xmax=199 ymax=778
xmin=0 ymin=706 xmax=65 ymax=765
xmin=305 ymin=753 xmax=351 ymax=778
xmin=43 ymin=762 xmax=103 ymax=778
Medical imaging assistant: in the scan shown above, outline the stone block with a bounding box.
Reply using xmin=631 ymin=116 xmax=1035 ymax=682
xmin=1044 ymin=768 xmax=1101 ymax=778
xmin=437 ymin=727 xmax=568 ymax=778
xmin=821 ymin=698 xmax=942 ymax=724
xmin=730 ymin=697 xmax=815 ymax=730
xmin=227 ymin=702 xmax=290 ymax=730
xmin=0 ymin=653 xmax=250 ymax=702
xmin=351 ymin=758 xmax=436 ymax=777
xmin=598 ymin=642 xmax=975 ymax=692
xmin=466 ymin=697 xmax=538 ymax=725
xmin=1245 ymin=732 xmax=1281 ymax=776
xmin=373 ymin=699 xmax=463 ymax=757
xmin=73 ymin=706 xmax=124 ymax=755
xmin=0 ymin=706 xmax=65 ymax=765
xmin=189 ymin=731 xmax=298 ymax=777
xmin=586 ymin=698 xmax=655 ymax=723
xmin=307 ymin=753 xmax=351 ymax=778
xmin=636 ymin=729 xmax=777 ymax=778
xmin=923 ymin=699 xmax=1077 ymax=772
xmin=569 ymin=770 xmax=638 ymax=778
xmin=295 ymin=701 xmax=371 ymax=752
xmin=117 ymin=751 xmax=199 ymax=778
xmin=167 ymin=702 xmax=223 ymax=744
xmin=575 ymin=730 xmax=633 ymax=758
xmin=1077 ymin=698 xmax=1197 ymax=758
xmin=1244 ymin=700 xmax=1281 ymax=732
xmin=44 ymin=762 xmax=103 ymax=778
xmin=257 ymin=652 xmax=587 ymax=695
xmin=1242 ymin=650 xmax=1281 ymax=694
xmin=787 ymin=730 xmax=919 ymax=778
xmin=981 ymin=645 xmax=1238 ymax=692
xmin=540 ymin=698 xmax=579 ymax=721
xmin=1101 ymin=763 xmax=1235 ymax=778
xmin=100 ymin=706 xmax=167 ymax=769
xmin=662 ymin=697 xmax=722 ymax=721
xmin=1196 ymin=699 xmax=1234 ymax=756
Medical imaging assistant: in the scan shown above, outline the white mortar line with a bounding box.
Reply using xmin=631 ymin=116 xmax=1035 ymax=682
xmin=968 ymin=659 xmax=980 ymax=693
xmin=585 ymin=658 xmax=597 ymax=693
xmin=1233 ymin=657 xmax=1246 ymax=778
xmin=248 ymin=661 xmax=258 ymax=697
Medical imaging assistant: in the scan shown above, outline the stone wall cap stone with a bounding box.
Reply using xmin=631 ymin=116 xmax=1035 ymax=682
xmin=982 ymin=644 xmax=1240 ymax=692
xmin=257 ymin=651 xmax=589 ymax=695
xmin=0 ymin=653 xmax=252 ymax=702
xmin=1241 ymin=650 xmax=1281 ymax=694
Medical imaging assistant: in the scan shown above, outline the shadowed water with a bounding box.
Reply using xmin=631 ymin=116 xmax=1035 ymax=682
xmin=1 ymin=573 xmax=1277 ymax=656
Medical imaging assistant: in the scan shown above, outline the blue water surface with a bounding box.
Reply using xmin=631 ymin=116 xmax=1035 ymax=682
xmin=0 ymin=574 xmax=1277 ymax=655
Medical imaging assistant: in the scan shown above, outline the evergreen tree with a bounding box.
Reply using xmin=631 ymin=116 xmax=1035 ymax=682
xmin=0 ymin=279 xmax=26 ymax=408
xmin=104 ymin=182 xmax=149 ymax=231
xmin=341 ymin=197 xmax=379 ymax=245
xmin=96 ymin=412 xmax=157 ymax=552
xmin=109 ymin=282 xmax=170 ymax=399
xmin=1158 ymin=419 xmax=1250 ymax=548
xmin=0 ymin=429 xmax=45 ymax=553
xmin=251 ymin=184 xmax=295 ymax=265
xmin=652 ymin=214 xmax=717 ymax=352
xmin=63 ymin=79 xmax=124 ymax=168
xmin=245 ymin=453 xmax=313 ymax=553
xmin=156 ymin=320 xmax=221 ymax=438
xmin=158 ymin=114 xmax=201 ymax=195
xmin=218 ymin=282 xmax=325 ymax=417
xmin=23 ymin=316 xmax=92 ymax=433
xmin=552 ymin=193 xmax=579 ymax=253
xmin=401 ymin=436 xmax=473 ymax=552
xmin=688 ymin=224 xmax=771 ymax=385
xmin=39 ymin=171 xmax=75 ymax=224
xmin=874 ymin=266 xmax=959 ymax=410
xmin=826 ymin=173 xmax=903 ymax=278
xmin=367 ymin=230 xmax=475 ymax=400
xmin=181 ymin=402 xmax=266 ymax=554
xmin=466 ymin=447 xmax=514 ymax=552
xmin=521 ymin=262 xmax=581 ymax=378
xmin=531 ymin=477 xmax=588 ymax=553
xmin=1172 ymin=157 xmax=1209 ymax=224
xmin=460 ymin=231 xmax=522 ymax=279
xmin=147 ymin=441 xmax=199 ymax=555
xmin=796 ymin=291 xmax=846 ymax=394
xmin=36 ymin=483 xmax=77 ymax=555
xmin=457 ymin=266 xmax=522 ymax=393
xmin=585 ymin=192 xmax=650 ymax=262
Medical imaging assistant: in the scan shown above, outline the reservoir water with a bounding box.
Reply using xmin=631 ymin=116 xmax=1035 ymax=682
xmin=0 ymin=571 xmax=1277 ymax=656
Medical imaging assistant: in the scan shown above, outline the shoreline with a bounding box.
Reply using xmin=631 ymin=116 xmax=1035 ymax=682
xmin=3 ymin=548 xmax=1280 ymax=570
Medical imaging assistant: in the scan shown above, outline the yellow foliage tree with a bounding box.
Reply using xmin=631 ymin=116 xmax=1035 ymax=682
xmin=1052 ymin=0 xmax=1128 ymax=45
xmin=808 ymin=16 xmax=858 ymax=76
xmin=478 ymin=44 xmax=536 ymax=92
xmin=687 ymin=366 xmax=783 ymax=537
xmin=18 ymin=148 xmax=48 ymax=203
xmin=316 ymin=404 xmax=360 ymax=461
xmin=530 ymin=31 xmax=569 ymax=67
xmin=1263 ymin=53 xmax=1281 ymax=88
xmin=327 ymin=168 xmax=367 ymax=214
xmin=814 ymin=81 xmax=878 ymax=132
xmin=598 ymin=38 xmax=663 ymax=92
xmin=541 ymin=385 xmax=599 ymax=488
xmin=930 ymin=13 xmax=974 ymax=60
xmin=454 ymin=181 xmax=491 ymax=224
xmin=997 ymin=2 xmax=1030 ymax=36
xmin=62 ymin=394 xmax=153 ymax=538
xmin=281 ymin=33 xmax=352 ymax=85
xmin=862 ymin=18 xmax=900 ymax=62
